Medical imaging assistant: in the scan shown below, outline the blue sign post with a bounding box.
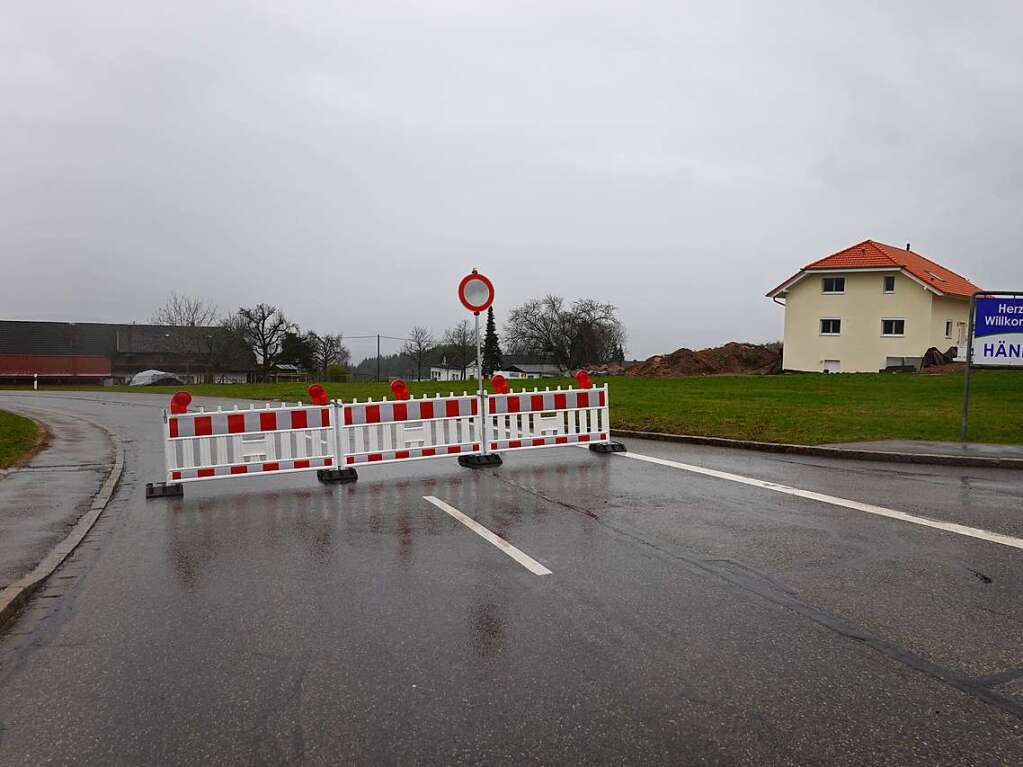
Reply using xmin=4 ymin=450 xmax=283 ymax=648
xmin=972 ymin=297 xmax=1023 ymax=365
xmin=961 ymin=291 xmax=1023 ymax=440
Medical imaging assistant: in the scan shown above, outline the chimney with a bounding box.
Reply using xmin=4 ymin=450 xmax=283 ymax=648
xmin=906 ymin=243 xmax=911 ymax=251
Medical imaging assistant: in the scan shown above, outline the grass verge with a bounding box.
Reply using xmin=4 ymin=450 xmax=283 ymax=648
xmin=8 ymin=370 xmax=1021 ymax=445
xmin=0 ymin=410 xmax=45 ymax=470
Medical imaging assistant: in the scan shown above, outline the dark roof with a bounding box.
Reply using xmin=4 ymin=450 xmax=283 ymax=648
xmin=505 ymin=363 xmax=565 ymax=375
xmin=0 ymin=320 xmax=256 ymax=369
xmin=501 ymin=353 xmax=559 ymax=366
xmin=0 ymin=321 xmax=116 ymax=356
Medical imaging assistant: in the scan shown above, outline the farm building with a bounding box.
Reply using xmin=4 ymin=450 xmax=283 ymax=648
xmin=0 ymin=320 xmax=257 ymax=384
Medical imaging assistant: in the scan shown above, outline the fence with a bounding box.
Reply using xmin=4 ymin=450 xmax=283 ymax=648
xmin=339 ymin=392 xmax=480 ymax=466
xmin=486 ymin=386 xmax=609 ymax=452
xmin=147 ymin=378 xmax=624 ymax=498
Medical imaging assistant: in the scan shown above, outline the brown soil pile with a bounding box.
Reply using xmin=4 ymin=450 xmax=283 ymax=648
xmin=919 ymin=362 xmax=966 ymax=374
xmin=626 ymin=342 xmax=782 ymax=377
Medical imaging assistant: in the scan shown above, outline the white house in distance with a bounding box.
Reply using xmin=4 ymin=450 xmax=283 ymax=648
xmin=766 ymin=240 xmax=980 ymax=373
xmin=429 ymin=355 xmax=565 ymax=382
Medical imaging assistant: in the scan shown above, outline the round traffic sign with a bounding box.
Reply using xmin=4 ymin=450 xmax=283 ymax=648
xmin=458 ymin=270 xmax=495 ymax=314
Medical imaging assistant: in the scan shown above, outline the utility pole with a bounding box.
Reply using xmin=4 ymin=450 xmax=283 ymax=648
xmin=376 ymin=334 xmax=381 ymax=382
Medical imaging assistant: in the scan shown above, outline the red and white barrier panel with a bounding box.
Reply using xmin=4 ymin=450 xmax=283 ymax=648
xmin=148 ymin=387 xmax=346 ymax=498
xmin=485 ymin=382 xmax=610 ymax=453
xmin=338 ymin=381 xmax=481 ymax=466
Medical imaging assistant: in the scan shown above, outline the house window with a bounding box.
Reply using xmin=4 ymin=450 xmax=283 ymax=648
xmin=883 ymin=275 xmax=896 ymax=293
xmin=822 ymin=277 xmax=845 ymax=294
xmin=820 ymin=318 xmax=841 ymax=335
xmin=944 ymin=320 xmax=953 ymax=338
xmin=882 ymin=319 xmax=905 ymax=337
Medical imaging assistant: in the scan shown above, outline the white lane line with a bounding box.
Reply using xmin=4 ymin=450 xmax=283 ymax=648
xmin=423 ymin=495 xmax=552 ymax=575
xmin=618 ymin=451 xmax=1023 ymax=551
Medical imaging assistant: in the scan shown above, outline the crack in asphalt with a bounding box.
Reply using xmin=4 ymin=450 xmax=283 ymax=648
xmin=973 ymin=667 xmax=1023 ymax=688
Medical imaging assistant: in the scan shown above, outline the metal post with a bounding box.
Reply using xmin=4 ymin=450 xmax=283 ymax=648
xmin=475 ymin=311 xmax=486 ymax=453
xmin=960 ymin=292 xmax=978 ymax=442
xmin=376 ymin=334 xmax=381 ymax=382
xmin=333 ymin=399 xmax=343 ymax=467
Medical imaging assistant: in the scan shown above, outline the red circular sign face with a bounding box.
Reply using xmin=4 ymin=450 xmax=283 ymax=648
xmin=458 ymin=271 xmax=495 ymax=313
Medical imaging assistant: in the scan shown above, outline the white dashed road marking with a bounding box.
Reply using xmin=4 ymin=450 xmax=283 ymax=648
xmin=619 ymin=451 xmax=1023 ymax=551
xmin=423 ymin=495 xmax=553 ymax=575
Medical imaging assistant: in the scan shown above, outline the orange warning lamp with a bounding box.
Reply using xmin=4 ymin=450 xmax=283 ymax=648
xmin=170 ymin=391 xmax=192 ymax=414
xmin=390 ymin=379 xmax=410 ymax=400
xmin=307 ymin=384 xmax=329 ymax=405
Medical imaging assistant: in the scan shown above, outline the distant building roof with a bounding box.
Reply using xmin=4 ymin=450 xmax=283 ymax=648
xmin=504 ymin=363 xmax=564 ymax=376
xmin=0 ymin=320 xmax=256 ymax=370
xmin=767 ymin=240 xmax=980 ymax=298
xmin=0 ymin=321 xmax=116 ymax=356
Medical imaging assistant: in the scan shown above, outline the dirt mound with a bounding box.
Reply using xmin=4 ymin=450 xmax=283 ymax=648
xmin=626 ymin=342 xmax=782 ymax=377
xmin=919 ymin=362 xmax=965 ymax=374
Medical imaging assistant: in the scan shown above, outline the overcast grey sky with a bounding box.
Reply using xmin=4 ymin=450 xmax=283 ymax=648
xmin=3 ymin=1 xmax=1022 ymax=360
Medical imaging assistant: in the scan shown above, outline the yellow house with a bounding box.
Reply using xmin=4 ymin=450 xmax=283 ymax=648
xmin=767 ymin=240 xmax=980 ymax=373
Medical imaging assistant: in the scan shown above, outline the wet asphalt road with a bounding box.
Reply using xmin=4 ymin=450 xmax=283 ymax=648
xmin=0 ymin=404 xmax=112 ymax=588
xmin=1 ymin=392 xmax=1023 ymax=765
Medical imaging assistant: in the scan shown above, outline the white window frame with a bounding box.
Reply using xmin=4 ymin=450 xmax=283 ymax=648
xmin=883 ymin=275 xmax=896 ymax=293
xmin=881 ymin=318 xmax=905 ymax=337
xmin=944 ymin=320 xmax=953 ymax=339
xmin=821 ymin=277 xmax=845 ymax=294
xmin=819 ymin=317 xmax=842 ymax=336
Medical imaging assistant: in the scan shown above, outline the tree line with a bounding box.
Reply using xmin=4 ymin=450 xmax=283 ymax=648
xmin=153 ymin=291 xmax=626 ymax=383
xmin=151 ymin=295 xmax=350 ymax=381
xmin=360 ymin=294 xmax=626 ymax=381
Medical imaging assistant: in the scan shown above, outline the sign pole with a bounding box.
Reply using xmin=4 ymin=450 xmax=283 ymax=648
xmin=475 ymin=309 xmax=486 ymax=452
xmin=960 ymin=291 xmax=978 ymax=442
xmin=456 ymin=268 xmax=500 ymax=468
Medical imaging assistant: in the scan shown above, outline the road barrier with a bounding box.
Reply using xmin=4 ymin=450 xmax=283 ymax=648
xmin=486 ymin=386 xmax=609 ymax=453
xmin=147 ymin=390 xmax=342 ymax=498
xmin=147 ymin=376 xmax=625 ymax=499
xmin=340 ymin=392 xmax=480 ymax=466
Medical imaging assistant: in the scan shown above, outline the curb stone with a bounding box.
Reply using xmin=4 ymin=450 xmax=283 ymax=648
xmin=610 ymin=430 xmax=1023 ymax=471
xmin=0 ymin=412 xmax=125 ymax=630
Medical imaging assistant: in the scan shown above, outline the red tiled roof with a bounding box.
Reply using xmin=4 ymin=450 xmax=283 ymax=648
xmin=768 ymin=239 xmax=980 ymax=297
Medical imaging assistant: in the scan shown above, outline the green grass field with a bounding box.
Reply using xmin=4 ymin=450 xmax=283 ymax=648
xmin=11 ymin=370 xmax=1021 ymax=445
xmin=0 ymin=410 xmax=43 ymax=469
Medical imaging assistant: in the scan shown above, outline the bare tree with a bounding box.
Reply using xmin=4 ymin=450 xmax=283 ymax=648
xmin=444 ymin=319 xmax=474 ymax=379
xmin=207 ymin=315 xmax=252 ymax=382
xmin=504 ymin=295 xmax=572 ymax=369
xmin=151 ymin=293 xmax=220 ymax=381
xmin=504 ymin=294 xmax=626 ymax=369
xmin=401 ymin=326 xmax=435 ymax=381
xmin=310 ymin=333 xmax=350 ymax=374
xmin=570 ymin=298 xmax=627 ymax=368
xmin=234 ymin=304 xmax=293 ymax=378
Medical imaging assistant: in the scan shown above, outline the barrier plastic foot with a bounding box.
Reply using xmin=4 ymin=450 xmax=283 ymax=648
xmin=317 ymin=468 xmax=359 ymax=484
xmin=146 ymin=482 xmax=184 ymax=499
xmin=458 ymin=453 xmax=504 ymax=469
xmin=589 ymin=441 xmax=627 ymax=454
